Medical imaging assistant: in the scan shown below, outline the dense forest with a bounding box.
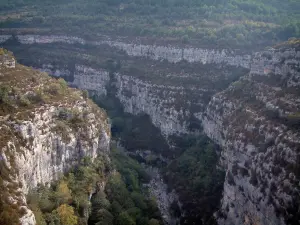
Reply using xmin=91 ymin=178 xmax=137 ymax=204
xmin=0 ymin=0 xmax=299 ymax=48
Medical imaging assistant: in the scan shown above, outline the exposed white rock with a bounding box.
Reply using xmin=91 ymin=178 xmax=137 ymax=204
xmin=0 ymin=34 xmax=251 ymax=68
xmin=115 ymin=73 xmax=190 ymax=135
xmin=98 ymin=39 xmax=251 ymax=68
xmin=1 ymin=99 xmax=110 ymax=225
xmin=16 ymin=35 xmax=86 ymax=45
xmin=201 ymin=46 xmax=300 ymax=225
xmin=74 ymin=65 xmax=110 ymax=96
xmin=0 ymin=35 xmax=12 ymax=43
xmin=145 ymin=167 xmax=180 ymax=225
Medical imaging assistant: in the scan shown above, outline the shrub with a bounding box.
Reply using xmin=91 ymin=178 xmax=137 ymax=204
xmin=58 ymin=78 xmax=68 ymax=91
xmin=57 ymin=108 xmax=72 ymax=120
xmin=51 ymin=121 xmax=71 ymax=143
xmin=28 ymin=89 xmax=45 ymax=104
xmin=82 ymin=90 xmax=89 ymax=100
xmin=0 ymin=85 xmax=10 ymax=103
xmin=18 ymin=96 xmax=31 ymax=107
xmin=46 ymin=83 xmax=61 ymax=95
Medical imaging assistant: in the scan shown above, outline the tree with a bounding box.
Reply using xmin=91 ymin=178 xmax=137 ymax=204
xmin=148 ymin=218 xmax=160 ymax=225
xmin=57 ymin=181 xmax=72 ymax=204
xmin=116 ymin=212 xmax=136 ymax=225
xmin=94 ymin=209 xmax=113 ymax=225
xmin=57 ymin=204 xmax=78 ymax=225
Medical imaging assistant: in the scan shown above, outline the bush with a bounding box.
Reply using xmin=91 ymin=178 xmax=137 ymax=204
xmin=58 ymin=78 xmax=68 ymax=91
xmin=46 ymin=83 xmax=61 ymax=95
xmin=0 ymin=85 xmax=10 ymax=103
xmin=18 ymin=95 xmax=31 ymax=107
xmin=28 ymin=89 xmax=45 ymax=104
xmin=82 ymin=90 xmax=89 ymax=100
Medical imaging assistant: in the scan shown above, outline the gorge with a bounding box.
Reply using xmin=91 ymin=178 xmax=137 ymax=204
xmin=0 ymin=1 xmax=300 ymax=224
xmin=1 ymin=34 xmax=299 ymax=225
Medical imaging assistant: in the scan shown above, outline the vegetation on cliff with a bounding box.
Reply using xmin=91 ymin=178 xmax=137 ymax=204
xmin=0 ymin=50 xmax=162 ymax=225
xmin=26 ymin=148 xmax=162 ymax=225
xmin=0 ymin=51 xmax=110 ymax=225
xmin=165 ymin=135 xmax=225 ymax=225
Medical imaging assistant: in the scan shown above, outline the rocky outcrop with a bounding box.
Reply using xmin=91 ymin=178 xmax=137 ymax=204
xmin=0 ymin=34 xmax=250 ymax=136
xmin=97 ymin=39 xmax=251 ymax=68
xmin=0 ymin=62 xmax=111 ymax=225
xmin=146 ymin=167 xmax=180 ymax=225
xmin=202 ymin=43 xmax=300 ymax=225
xmin=0 ymin=34 xmax=251 ymax=68
xmin=35 ymin=62 xmax=244 ymax=136
xmin=115 ymin=73 xmax=191 ymax=135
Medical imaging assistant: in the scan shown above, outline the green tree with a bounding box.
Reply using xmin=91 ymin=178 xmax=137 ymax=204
xmin=56 ymin=181 xmax=72 ymax=204
xmin=57 ymin=204 xmax=78 ymax=225
xmin=116 ymin=212 xmax=136 ymax=225
xmin=0 ymin=85 xmax=10 ymax=103
xmin=94 ymin=209 xmax=113 ymax=225
xmin=148 ymin=218 xmax=160 ymax=225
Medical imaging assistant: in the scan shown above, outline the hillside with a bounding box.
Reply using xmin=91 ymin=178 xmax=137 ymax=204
xmin=0 ymin=0 xmax=299 ymax=49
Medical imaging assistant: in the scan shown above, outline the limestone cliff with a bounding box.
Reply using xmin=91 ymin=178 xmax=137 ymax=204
xmin=0 ymin=58 xmax=111 ymax=225
xmin=1 ymin=34 xmax=299 ymax=225
xmin=0 ymin=34 xmax=251 ymax=68
xmin=37 ymin=62 xmax=245 ymax=136
xmin=202 ymin=41 xmax=300 ymax=225
xmin=2 ymin=33 xmax=248 ymax=136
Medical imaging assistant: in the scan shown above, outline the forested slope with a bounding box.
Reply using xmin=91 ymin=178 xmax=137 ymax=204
xmin=0 ymin=0 xmax=299 ymax=48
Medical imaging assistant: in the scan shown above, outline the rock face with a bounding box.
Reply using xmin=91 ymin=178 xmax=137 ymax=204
xmin=114 ymin=73 xmax=190 ymax=135
xmin=1 ymin=34 xmax=299 ymax=225
xmin=146 ymin=167 xmax=180 ymax=225
xmin=0 ymin=34 xmax=251 ymax=68
xmin=37 ymin=62 xmax=245 ymax=136
xmin=201 ymin=43 xmax=300 ymax=225
xmin=97 ymin=39 xmax=251 ymax=68
xmin=0 ymin=62 xmax=111 ymax=225
xmin=14 ymin=103 xmax=110 ymax=193
xmin=6 ymin=36 xmax=247 ymax=136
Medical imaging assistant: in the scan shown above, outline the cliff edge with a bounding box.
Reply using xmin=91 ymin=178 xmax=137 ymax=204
xmin=0 ymin=50 xmax=111 ymax=225
xmin=202 ymin=39 xmax=300 ymax=225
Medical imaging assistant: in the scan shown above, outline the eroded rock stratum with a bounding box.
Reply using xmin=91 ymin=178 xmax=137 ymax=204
xmin=1 ymin=35 xmax=299 ymax=225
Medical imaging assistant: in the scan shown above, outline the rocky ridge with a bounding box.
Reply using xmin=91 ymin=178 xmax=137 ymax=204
xmin=0 ymin=60 xmax=111 ymax=224
xmin=201 ymin=41 xmax=300 ymax=225
xmin=0 ymin=34 xmax=251 ymax=68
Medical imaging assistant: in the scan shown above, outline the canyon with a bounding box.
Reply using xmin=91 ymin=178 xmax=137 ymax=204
xmin=1 ymin=35 xmax=299 ymax=225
